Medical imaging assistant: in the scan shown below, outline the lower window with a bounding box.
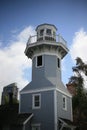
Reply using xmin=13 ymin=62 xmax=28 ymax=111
xmin=32 ymin=124 xmax=40 ymax=130
xmin=32 ymin=94 xmax=41 ymax=109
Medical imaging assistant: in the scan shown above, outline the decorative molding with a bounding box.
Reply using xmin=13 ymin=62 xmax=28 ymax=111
xmin=32 ymin=50 xmax=61 ymax=60
xmin=20 ymin=87 xmax=72 ymax=98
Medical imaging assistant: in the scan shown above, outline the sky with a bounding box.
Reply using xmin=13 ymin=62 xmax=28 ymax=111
xmin=0 ymin=0 xmax=87 ymax=102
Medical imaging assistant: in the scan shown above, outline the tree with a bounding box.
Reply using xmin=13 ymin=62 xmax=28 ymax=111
xmin=68 ymin=57 xmax=87 ymax=129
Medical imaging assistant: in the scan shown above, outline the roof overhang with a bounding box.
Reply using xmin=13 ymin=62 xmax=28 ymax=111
xmin=59 ymin=118 xmax=77 ymax=130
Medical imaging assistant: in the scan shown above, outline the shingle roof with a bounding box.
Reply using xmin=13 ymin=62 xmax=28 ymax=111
xmin=59 ymin=118 xmax=76 ymax=125
xmin=21 ymin=78 xmax=54 ymax=92
xmin=21 ymin=79 xmax=71 ymax=97
xmin=13 ymin=113 xmax=33 ymax=125
xmin=59 ymin=118 xmax=77 ymax=128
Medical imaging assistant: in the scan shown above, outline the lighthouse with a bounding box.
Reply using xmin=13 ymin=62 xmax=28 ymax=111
xmin=20 ymin=24 xmax=72 ymax=130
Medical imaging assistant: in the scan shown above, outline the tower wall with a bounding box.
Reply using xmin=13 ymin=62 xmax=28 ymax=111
xmin=20 ymin=23 xmax=72 ymax=130
xmin=32 ymin=54 xmax=61 ymax=84
xmin=20 ymin=90 xmax=55 ymax=130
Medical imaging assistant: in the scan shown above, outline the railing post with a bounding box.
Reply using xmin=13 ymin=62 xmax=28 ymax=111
xmin=43 ymin=32 xmax=45 ymax=41
xmin=27 ymin=35 xmax=31 ymax=45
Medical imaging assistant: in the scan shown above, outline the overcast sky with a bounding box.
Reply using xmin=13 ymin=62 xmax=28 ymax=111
xmin=0 ymin=0 xmax=87 ymax=102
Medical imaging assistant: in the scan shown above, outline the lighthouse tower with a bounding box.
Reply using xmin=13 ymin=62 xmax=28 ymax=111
xmin=20 ymin=24 xmax=72 ymax=130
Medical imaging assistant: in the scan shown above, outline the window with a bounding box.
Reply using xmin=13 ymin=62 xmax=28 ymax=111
xmin=57 ymin=58 xmax=60 ymax=68
xmin=62 ymin=95 xmax=67 ymax=110
xmin=53 ymin=31 xmax=56 ymax=36
xmin=46 ymin=29 xmax=51 ymax=35
xmin=32 ymin=126 xmax=40 ymax=130
xmin=36 ymin=55 xmax=42 ymax=67
xmin=32 ymin=94 xmax=41 ymax=109
xmin=40 ymin=29 xmax=44 ymax=36
xmin=32 ymin=124 xmax=40 ymax=130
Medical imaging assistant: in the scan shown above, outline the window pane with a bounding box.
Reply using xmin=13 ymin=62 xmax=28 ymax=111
xmin=33 ymin=94 xmax=41 ymax=108
xmin=62 ymin=96 xmax=67 ymax=110
xmin=63 ymin=97 xmax=65 ymax=108
xmin=37 ymin=56 xmax=42 ymax=66
xmin=58 ymin=58 xmax=60 ymax=68
xmin=40 ymin=29 xmax=44 ymax=36
xmin=35 ymin=95 xmax=39 ymax=107
xmin=46 ymin=29 xmax=51 ymax=35
xmin=35 ymin=95 xmax=39 ymax=101
xmin=35 ymin=101 xmax=39 ymax=107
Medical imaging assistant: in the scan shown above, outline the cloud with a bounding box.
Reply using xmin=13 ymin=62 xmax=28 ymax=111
xmin=70 ymin=28 xmax=87 ymax=62
xmin=70 ymin=28 xmax=87 ymax=88
xmin=0 ymin=26 xmax=36 ymax=103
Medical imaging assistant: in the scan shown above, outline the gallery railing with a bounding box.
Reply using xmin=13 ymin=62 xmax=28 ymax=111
xmin=27 ymin=33 xmax=67 ymax=47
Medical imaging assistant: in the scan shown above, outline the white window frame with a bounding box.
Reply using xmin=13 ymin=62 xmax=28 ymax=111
xmin=36 ymin=55 xmax=43 ymax=67
xmin=62 ymin=95 xmax=67 ymax=110
xmin=32 ymin=93 xmax=41 ymax=109
xmin=32 ymin=124 xmax=41 ymax=130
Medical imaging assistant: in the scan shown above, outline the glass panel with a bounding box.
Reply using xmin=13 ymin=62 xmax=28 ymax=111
xmin=46 ymin=29 xmax=51 ymax=35
xmin=35 ymin=101 xmax=39 ymax=107
xmin=35 ymin=95 xmax=39 ymax=107
xmin=35 ymin=95 xmax=39 ymax=101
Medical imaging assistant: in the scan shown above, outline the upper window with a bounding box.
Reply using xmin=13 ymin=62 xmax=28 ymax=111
xmin=32 ymin=94 xmax=41 ymax=109
xmin=46 ymin=29 xmax=51 ymax=35
xmin=40 ymin=29 xmax=44 ymax=36
xmin=36 ymin=55 xmax=42 ymax=67
xmin=57 ymin=58 xmax=60 ymax=68
xmin=62 ymin=95 xmax=67 ymax=110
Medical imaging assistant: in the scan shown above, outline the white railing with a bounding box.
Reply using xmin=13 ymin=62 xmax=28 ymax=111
xmin=27 ymin=34 xmax=67 ymax=47
xmin=27 ymin=35 xmax=37 ymax=44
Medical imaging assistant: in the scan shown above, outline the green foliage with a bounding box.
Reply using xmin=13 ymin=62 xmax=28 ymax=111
xmin=13 ymin=98 xmax=19 ymax=104
xmin=69 ymin=57 xmax=87 ymax=127
xmin=4 ymin=95 xmax=9 ymax=104
xmin=4 ymin=95 xmax=19 ymax=105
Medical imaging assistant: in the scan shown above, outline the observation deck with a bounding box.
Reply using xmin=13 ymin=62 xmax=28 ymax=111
xmin=26 ymin=33 xmax=67 ymax=46
xmin=25 ymin=24 xmax=69 ymax=59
